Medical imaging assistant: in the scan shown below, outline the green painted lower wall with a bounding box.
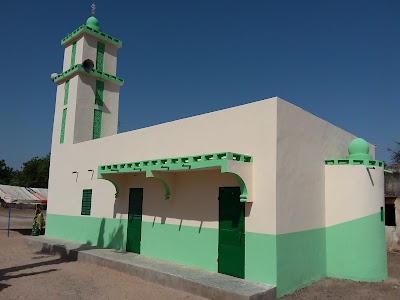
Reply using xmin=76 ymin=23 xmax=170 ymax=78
xmin=46 ymin=214 xmax=219 ymax=272
xmin=140 ymin=222 xmax=218 ymax=272
xmin=275 ymin=212 xmax=388 ymax=297
xmin=46 ymin=213 xmax=387 ymax=298
xmin=45 ymin=214 xmax=277 ymax=284
xmin=326 ymin=212 xmax=388 ymax=282
xmin=46 ymin=214 xmax=127 ymax=251
xmin=276 ymin=228 xmax=326 ymax=297
xmin=245 ymin=232 xmax=277 ymax=286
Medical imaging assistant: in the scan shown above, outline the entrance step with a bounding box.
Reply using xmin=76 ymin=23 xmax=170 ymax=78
xmin=24 ymin=236 xmax=276 ymax=300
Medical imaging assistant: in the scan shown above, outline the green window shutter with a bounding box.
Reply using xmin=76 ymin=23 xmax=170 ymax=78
xmin=95 ymin=80 xmax=104 ymax=106
xmin=81 ymin=189 xmax=92 ymax=216
xmin=93 ymin=109 xmax=102 ymax=139
xmin=63 ymin=80 xmax=70 ymax=105
xmin=70 ymin=42 xmax=77 ymax=68
xmin=60 ymin=108 xmax=67 ymax=144
xmin=96 ymin=41 xmax=105 ymax=72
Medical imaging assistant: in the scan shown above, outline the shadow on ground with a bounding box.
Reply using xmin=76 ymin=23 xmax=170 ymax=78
xmin=0 ymin=217 xmax=125 ymax=293
xmin=0 ymin=256 xmax=62 ymax=292
xmin=0 ymin=242 xmax=93 ymax=292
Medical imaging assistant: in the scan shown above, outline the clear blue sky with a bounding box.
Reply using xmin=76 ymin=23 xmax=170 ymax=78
xmin=0 ymin=0 xmax=398 ymax=169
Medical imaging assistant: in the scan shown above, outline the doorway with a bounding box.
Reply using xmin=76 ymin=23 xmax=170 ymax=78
xmin=218 ymin=186 xmax=245 ymax=278
xmin=126 ymin=188 xmax=143 ymax=254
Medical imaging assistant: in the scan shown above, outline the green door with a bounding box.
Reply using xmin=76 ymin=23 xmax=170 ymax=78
xmin=126 ymin=188 xmax=143 ymax=254
xmin=218 ymin=187 xmax=245 ymax=278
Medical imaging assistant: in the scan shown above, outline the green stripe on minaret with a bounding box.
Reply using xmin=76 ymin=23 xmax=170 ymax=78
xmin=60 ymin=108 xmax=67 ymax=144
xmin=95 ymin=80 xmax=104 ymax=106
xmin=93 ymin=109 xmax=102 ymax=139
xmin=70 ymin=42 xmax=77 ymax=68
xmin=63 ymin=80 xmax=70 ymax=105
xmin=96 ymin=42 xmax=105 ymax=72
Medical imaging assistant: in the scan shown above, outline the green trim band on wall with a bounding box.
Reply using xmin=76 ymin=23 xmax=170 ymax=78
xmin=60 ymin=108 xmax=67 ymax=144
xmin=93 ymin=109 xmax=102 ymax=139
xmin=95 ymin=80 xmax=104 ymax=106
xmin=53 ymin=64 xmax=124 ymax=86
xmin=98 ymin=152 xmax=252 ymax=175
xmin=96 ymin=42 xmax=105 ymax=72
xmin=325 ymin=159 xmax=384 ymax=167
xmin=70 ymin=42 xmax=77 ymax=68
xmin=61 ymin=25 xmax=122 ymax=48
xmin=63 ymin=80 xmax=70 ymax=105
xmin=98 ymin=152 xmax=253 ymax=202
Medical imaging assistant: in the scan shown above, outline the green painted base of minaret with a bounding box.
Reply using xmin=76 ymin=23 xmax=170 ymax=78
xmin=326 ymin=212 xmax=388 ymax=282
xmin=275 ymin=212 xmax=388 ymax=297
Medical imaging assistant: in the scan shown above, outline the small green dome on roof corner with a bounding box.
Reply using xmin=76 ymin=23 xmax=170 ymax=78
xmin=346 ymin=138 xmax=372 ymax=160
xmin=86 ymin=16 xmax=101 ymax=31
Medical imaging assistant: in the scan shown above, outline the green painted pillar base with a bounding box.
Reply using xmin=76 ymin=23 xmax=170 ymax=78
xmin=326 ymin=212 xmax=388 ymax=282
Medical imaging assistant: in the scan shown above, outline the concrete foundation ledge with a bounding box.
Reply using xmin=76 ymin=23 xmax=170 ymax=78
xmin=24 ymin=236 xmax=276 ymax=300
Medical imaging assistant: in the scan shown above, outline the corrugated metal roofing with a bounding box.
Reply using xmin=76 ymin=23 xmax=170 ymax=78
xmin=0 ymin=185 xmax=48 ymax=204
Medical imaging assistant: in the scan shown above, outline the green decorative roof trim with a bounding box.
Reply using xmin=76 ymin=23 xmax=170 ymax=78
xmin=325 ymin=137 xmax=383 ymax=167
xmin=53 ymin=64 xmax=124 ymax=86
xmin=98 ymin=152 xmax=253 ymax=176
xmin=98 ymin=152 xmax=253 ymax=202
xmin=325 ymin=159 xmax=384 ymax=167
xmin=61 ymin=25 xmax=122 ymax=48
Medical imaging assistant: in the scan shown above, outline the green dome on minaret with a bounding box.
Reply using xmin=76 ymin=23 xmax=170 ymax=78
xmin=346 ymin=138 xmax=372 ymax=160
xmin=86 ymin=16 xmax=101 ymax=31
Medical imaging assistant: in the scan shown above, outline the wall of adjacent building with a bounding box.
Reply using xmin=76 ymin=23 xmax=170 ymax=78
xmin=385 ymin=166 xmax=400 ymax=251
xmin=385 ymin=197 xmax=400 ymax=251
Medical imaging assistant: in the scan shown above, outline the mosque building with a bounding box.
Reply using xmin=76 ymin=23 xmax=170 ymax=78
xmin=46 ymin=12 xmax=387 ymax=297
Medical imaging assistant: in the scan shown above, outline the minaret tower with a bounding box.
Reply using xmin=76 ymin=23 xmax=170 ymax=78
xmin=51 ymin=4 xmax=123 ymax=148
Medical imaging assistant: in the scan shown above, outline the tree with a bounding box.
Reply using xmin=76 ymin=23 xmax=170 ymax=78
xmin=0 ymin=154 xmax=50 ymax=187
xmin=11 ymin=154 xmax=50 ymax=188
xmin=388 ymin=141 xmax=400 ymax=165
xmin=0 ymin=159 xmax=14 ymax=185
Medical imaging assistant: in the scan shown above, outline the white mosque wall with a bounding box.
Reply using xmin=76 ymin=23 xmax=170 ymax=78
xmin=48 ymin=97 xmax=279 ymax=234
xmin=275 ymin=100 xmax=357 ymax=234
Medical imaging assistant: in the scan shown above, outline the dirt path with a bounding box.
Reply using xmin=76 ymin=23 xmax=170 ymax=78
xmin=0 ymin=208 xmax=205 ymax=300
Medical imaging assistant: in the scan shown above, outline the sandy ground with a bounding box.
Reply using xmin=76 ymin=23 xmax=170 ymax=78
xmin=0 ymin=208 xmax=205 ymax=300
xmin=1 ymin=208 xmax=400 ymax=300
